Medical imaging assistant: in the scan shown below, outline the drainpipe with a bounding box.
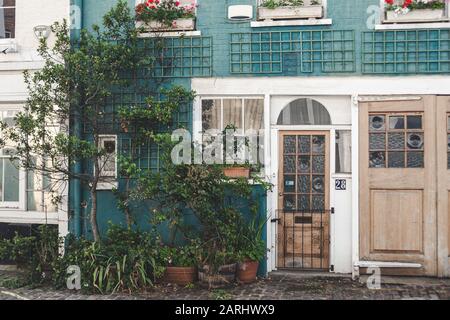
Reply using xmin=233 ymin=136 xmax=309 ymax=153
xmin=71 ymin=0 xmax=83 ymax=237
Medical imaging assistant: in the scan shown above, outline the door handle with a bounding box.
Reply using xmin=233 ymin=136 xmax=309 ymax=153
xmin=271 ymin=218 xmax=281 ymax=224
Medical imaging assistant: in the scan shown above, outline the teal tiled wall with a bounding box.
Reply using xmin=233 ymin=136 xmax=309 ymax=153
xmin=81 ymin=0 xmax=450 ymax=77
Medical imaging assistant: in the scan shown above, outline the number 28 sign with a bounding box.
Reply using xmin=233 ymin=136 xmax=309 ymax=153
xmin=335 ymin=179 xmax=347 ymax=190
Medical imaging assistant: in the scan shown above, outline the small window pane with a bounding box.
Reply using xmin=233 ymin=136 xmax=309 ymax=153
xmin=389 ymin=116 xmax=405 ymax=129
xmin=244 ymin=99 xmax=264 ymax=131
xmin=407 ymin=133 xmax=424 ymax=150
xmin=298 ymin=156 xmax=310 ymax=173
xmin=284 ymin=175 xmax=295 ymax=193
xmin=448 ymin=134 xmax=450 ymax=152
xmin=388 ymin=132 xmax=405 ymax=150
xmin=298 ymin=175 xmax=310 ymax=193
xmin=284 ymin=195 xmax=295 ymax=210
xmin=223 ymin=99 xmax=242 ymax=131
xmin=407 ymin=115 xmax=422 ymax=129
xmin=312 ymin=195 xmax=325 ymax=210
xmin=370 ymin=151 xmax=385 ymax=168
xmin=388 ymin=152 xmax=405 ymax=168
xmin=312 ymin=155 xmax=325 ymax=173
xmin=369 ymin=115 xmax=385 ymax=131
xmin=312 ymin=176 xmax=325 ymax=193
xmin=283 ymin=136 xmax=296 ymax=154
xmin=283 ymin=155 xmax=296 ymax=173
xmin=297 ymin=195 xmax=310 ymax=211
xmin=335 ymin=130 xmax=351 ymax=173
xmin=201 ymin=99 xmax=221 ymax=131
xmin=4 ymin=158 xmax=19 ymax=202
xmin=312 ymin=136 xmax=325 ymax=154
xmin=298 ymin=136 xmax=310 ymax=153
xmin=407 ymin=152 xmax=424 ymax=168
xmin=369 ymin=133 xmax=386 ymax=150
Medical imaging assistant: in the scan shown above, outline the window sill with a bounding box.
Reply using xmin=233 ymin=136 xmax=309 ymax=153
xmin=97 ymin=180 xmax=118 ymax=190
xmin=138 ymin=30 xmax=201 ymax=38
xmin=375 ymin=22 xmax=450 ymax=30
xmin=0 ymin=39 xmax=17 ymax=53
xmin=251 ymin=18 xmax=332 ymax=28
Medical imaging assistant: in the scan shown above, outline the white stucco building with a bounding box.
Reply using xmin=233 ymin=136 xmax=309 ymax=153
xmin=0 ymin=0 xmax=69 ymax=234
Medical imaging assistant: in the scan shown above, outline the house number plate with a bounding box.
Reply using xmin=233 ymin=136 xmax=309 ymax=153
xmin=335 ymin=179 xmax=347 ymax=190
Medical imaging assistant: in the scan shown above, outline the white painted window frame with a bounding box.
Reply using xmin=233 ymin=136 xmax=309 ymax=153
xmin=0 ymin=0 xmax=15 ymax=42
xmin=251 ymin=0 xmax=332 ymax=28
xmin=194 ymin=96 xmax=266 ymax=168
xmin=0 ymin=104 xmax=61 ymax=224
xmin=97 ymin=135 xmax=118 ymax=184
xmin=376 ymin=0 xmax=450 ymax=30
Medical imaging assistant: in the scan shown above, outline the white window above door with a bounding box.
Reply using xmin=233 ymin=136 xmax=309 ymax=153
xmin=0 ymin=0 xmax=15 ymax=40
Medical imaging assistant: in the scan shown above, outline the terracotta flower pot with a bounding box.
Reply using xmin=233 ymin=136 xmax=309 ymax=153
xmin=198 ymin=263 xmax=236 ymax=289
xmin=222 ymin=167 xmax=250 ymax=179
xmin=163 ymin=266 xmax=198 ymax=286
xmin=237 ymin=260 xmax=259 ymax=284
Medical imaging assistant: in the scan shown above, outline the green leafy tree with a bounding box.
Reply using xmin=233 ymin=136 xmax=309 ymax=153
xmin=0 ymin=1 xmax=193 ymax=241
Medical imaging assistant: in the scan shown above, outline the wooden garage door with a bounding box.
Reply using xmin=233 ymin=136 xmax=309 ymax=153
xmin=359 ymin=96 xmax=437 ymax=276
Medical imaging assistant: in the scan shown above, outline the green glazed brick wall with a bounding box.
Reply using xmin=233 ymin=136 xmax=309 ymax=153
xmin=81 ymin=0 xmax=450 ymax=77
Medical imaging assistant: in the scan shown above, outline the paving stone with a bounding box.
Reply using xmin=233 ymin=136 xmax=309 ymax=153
xmin=0 ymin=271 xmax=449 ymax=300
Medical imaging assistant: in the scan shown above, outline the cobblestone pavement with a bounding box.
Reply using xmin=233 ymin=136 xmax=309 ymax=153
xmin=1 ymin=271 xmax=449 ymax=300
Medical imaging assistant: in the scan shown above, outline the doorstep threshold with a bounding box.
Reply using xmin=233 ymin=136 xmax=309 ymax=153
xmin=270 ymin=270 xmax=351 ymax=280
xmin=355 ymin=261 xmax=422 ymax=269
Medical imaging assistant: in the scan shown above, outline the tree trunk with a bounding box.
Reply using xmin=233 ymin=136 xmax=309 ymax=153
xmin=90 ymin=188 xmax=101 ymax=242
xmin=124 ymin=178 xmax=132 ymax=228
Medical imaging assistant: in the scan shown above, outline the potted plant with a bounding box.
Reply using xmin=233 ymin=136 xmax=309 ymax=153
xmin=197 ymin=246 xmax=238 ymax=289
xmin=160 ymin=242 xmax=200 ymax=286
xmin=384 ymin=0 xmax=446 ymax=22
xmin=258 ymin=0 xmax=323 ymax=21
xmin=135 ymin=0 xmax=197 ymax=32
xmin=236 ymin=215 xmax=267 ymax=284
xmin=220 ymin=124 xmax=253 ymax=179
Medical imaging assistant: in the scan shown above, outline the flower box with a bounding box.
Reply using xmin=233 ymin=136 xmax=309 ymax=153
xmin=137 ymin=18 xmax=196 ymax=32
xmin=386 ymin=8 xmax=446 ymax=22
xmin=222 ymin=167 xmax=251 ymax=179
xmin=258 ymin=5 xmax=323 ymax=21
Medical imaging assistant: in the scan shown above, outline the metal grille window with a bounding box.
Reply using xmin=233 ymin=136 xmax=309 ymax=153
xmin=0 ymin=0 xmax=15 ymax=39
xmin=369 ymin=113 xmax=424 ymax=168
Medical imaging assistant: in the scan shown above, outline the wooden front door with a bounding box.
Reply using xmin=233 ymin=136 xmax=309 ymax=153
xmin=437 ymin=96 xmax=450 ymax=277
xmin=359 ymin=96 xmax=437 ymax=276
xmin=277 ymin=131 xmax=330 ymax=270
